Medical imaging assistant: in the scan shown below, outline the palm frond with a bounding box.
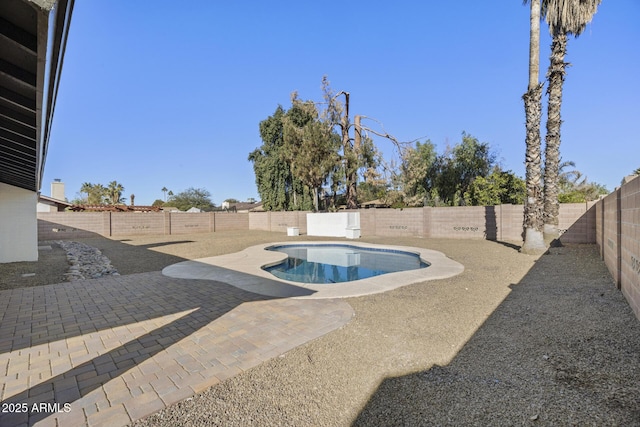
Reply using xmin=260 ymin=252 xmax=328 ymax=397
xmin=542 ymin=0 xmax=601 ymax=36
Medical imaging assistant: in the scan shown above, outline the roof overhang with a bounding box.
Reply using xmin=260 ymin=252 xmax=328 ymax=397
xmin=38 ymin=193 xmax=71 ymax=208
xmin=0 ymin=0 xmax=74 ymax=192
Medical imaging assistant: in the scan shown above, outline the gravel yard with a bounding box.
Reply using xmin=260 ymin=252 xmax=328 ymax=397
xmin=1 ymin=230 xmax=638 ymax=426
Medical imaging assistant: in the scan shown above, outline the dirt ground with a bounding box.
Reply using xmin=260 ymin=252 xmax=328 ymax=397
xmin=1 ymin=231 xmax=639 ymax=425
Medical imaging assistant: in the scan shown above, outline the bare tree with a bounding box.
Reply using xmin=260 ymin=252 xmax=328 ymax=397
xmin=321 ymin=77 xmax=417 ymax=209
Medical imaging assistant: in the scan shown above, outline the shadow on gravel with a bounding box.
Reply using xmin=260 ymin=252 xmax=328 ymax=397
xmin=353 ymin=245 xmax=640 ymax=426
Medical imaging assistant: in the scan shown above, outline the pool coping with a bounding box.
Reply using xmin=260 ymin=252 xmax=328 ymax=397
xmin=162 ymin=241 xmax=464 ymax=299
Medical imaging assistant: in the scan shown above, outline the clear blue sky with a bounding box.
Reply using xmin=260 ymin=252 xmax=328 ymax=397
xmin=43 ymin=1 xmax=639 ymax=206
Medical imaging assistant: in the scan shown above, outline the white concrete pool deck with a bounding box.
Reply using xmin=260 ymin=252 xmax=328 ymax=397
xmin=162 ymin=241 xmax=465 ymax=299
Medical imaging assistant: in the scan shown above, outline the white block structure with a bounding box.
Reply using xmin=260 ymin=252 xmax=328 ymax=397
xmin=307 ymin=212 xmax=360 ymax=238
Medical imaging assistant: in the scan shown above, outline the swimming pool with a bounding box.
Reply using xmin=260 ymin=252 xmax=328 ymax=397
xmin=264 ymin=244 xmax=429 ymax=284
xmin=162 ymin=241 xmax=464 ymax=299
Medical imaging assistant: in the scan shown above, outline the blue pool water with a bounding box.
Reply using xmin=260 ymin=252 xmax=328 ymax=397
xmin=264 ymin=244 xmax=429 ymax=284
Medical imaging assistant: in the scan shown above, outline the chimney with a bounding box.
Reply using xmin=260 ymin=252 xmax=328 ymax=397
xmin=51 ymin=179 xmax=65 ymax=201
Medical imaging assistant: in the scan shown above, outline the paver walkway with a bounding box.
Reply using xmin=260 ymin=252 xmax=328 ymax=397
xmin=0 ymin=272 xmax=353 ymax=426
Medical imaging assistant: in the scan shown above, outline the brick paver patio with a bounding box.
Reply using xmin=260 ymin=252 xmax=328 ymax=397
xmin=0 ymin=272 xmax=353 ymax=426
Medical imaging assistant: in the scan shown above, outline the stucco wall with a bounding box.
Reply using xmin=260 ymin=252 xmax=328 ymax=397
xmin=0 ymin=183 xmax=38 ymax=262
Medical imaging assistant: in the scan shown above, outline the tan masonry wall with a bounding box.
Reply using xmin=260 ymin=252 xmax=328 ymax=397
xmin=38 ymin=204 xmax=596 ymax=243
xmin=360 ymin=208 xmax=425 ymax=238
xmin=247 ymin=211 xmax=306 ymax=234
xmin=37 ymin=212 xmax=250 ymax=240
xmin=596 ymin=175 xmax=640 ymax=320
xmin=110 ymin=213 xmax=165 ymax=236
xmin=356 ymin=203 xmax=593 ymax=243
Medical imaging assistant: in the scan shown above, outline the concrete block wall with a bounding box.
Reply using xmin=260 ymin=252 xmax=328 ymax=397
xmin=164 ymin=213 xmax=210 ymax=235
xmin=259 ymin=211 xmax=305 ymax=234
xmin=499 ymin=204 xmax=525 ymax=242
xmin=38 ymin=212 xmax=250 ymax=238
xmin=558 ymin=202 xmax=597 ymax=244
xmin=601 ymin=190 xmax=622 ymax=287
xmin=110 ymin=213 xmax=166 ymax=236
xmin=620 ymin=176 xmax=640 ymax=319
xmin=429 ymin=206 xmax=491 ymax=240
xmin=596 ymin=201 xmax=603 ymax=255
xmin=248 ymin=212 xmax=270 ymax=231
xmin=213 ymin=212 xmax=249 ymax=231
xmin=38 ymin=203 xmax=597 ymax=244
xmin=593 ymin=175 xmax=640 ymax=320
xmin=359 ymin=210 xmax=376 ymax=236
xmin=38 ymin=212 xmax=108 ymax=240
xmin=368 ymin=208 xmax=424 ymax=237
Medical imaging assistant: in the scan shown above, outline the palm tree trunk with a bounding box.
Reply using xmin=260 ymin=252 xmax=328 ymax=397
xmin=521 ymin=0 xmax=546 ymax=254
xmin=522 ymin=83 xmax=546 ymax=253
xmin=543 ymin=31 xmax=568 ymax=243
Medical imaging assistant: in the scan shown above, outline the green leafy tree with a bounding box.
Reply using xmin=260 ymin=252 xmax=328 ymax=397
xmin=451 ymin=132 xmax=495 ymax=197
xmin=283 ymin=94 xmax=340 ymax=211
xmin=167 ymin=187 xmax=215 ymax=211
xmin=151 ymin=199 xmax=165 ymax=207
xmin=465 ymin=168 xmax=526 ymax=206
xmin=431 ymin=133 xmax=496 ymax=206
xmin=357 ymin=181 xmax=387 ymax=206
xmin=400 ymin=140 xmax=437 ymax=206
xmin=249 ymin=106 xmax=297 ymax=211
xmin=249 ymin=103 xmax=330 ymax=211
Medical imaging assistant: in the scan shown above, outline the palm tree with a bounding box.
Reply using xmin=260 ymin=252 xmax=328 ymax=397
xmin=107 ymin=181 xmax=125 ymax=205
xmin=80 ymin=182 xmax=93 ymax=204
xmin=521 ymin=0 xmax=546 ymax=254
xmin=161 ymin=186 xmax=168 ymax=201
xmin=89 ymin=183 xmax=107 ymax=205
xmin=542 ymin=0 xmax=601 ymax=242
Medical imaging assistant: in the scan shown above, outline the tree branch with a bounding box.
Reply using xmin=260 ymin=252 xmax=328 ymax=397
xmin=357 ymin=115 xmax=428 ymax=154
